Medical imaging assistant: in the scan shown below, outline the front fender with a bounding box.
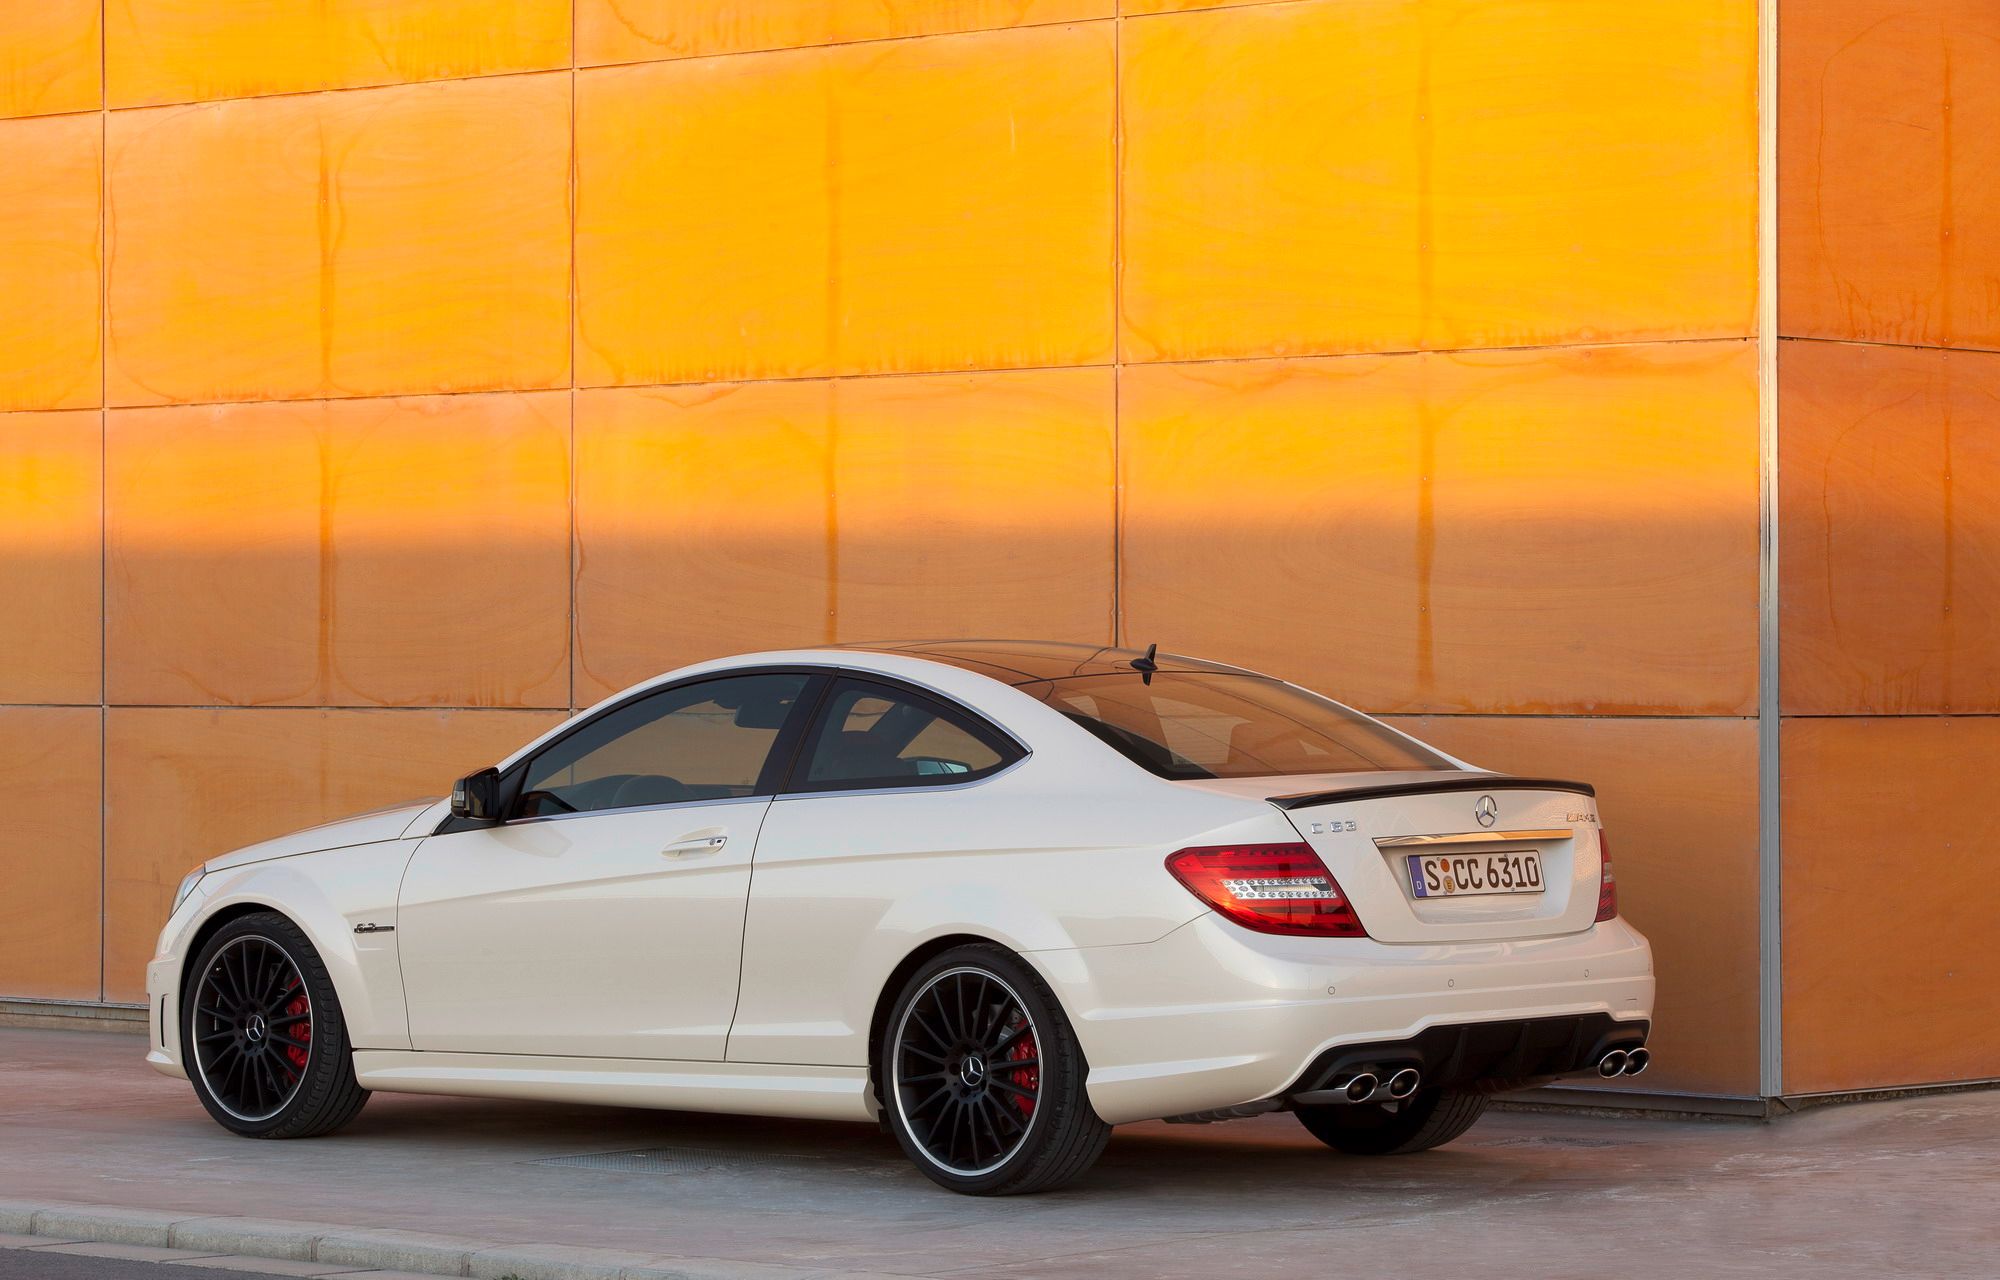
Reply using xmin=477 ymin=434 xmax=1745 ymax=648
xmin=153 ymin=840 xmax=417 ymax=1063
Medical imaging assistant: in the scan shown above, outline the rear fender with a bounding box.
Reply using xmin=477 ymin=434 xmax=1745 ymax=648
xmin=849 ymin=805 xmax=1304 ymax=1058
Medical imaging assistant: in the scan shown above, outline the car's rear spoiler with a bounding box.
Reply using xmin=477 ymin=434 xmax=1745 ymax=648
xmin=1267 ymin=775 xmax=1597 ymax=810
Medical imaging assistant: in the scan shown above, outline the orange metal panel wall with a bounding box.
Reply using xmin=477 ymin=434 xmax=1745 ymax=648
xmin=0 ymin=113 xmax=101 ymax=412
xmin=106 ymin=1 xmax=572 ymax=106
xmin=1119 ymin=0 xmax=1757 ymax=362
xmin=1120 ymin=342 xmax=1760 ymax=716
xmin=1779 ymin=0 xmax=2000 ymax=1093
xmin=106 ymin=393 xmax=573 ymax=708
xmin=0 ymin=410 xmax=101 ymax=704
xmin=106 ymin=73 xmax=572 ymax=406
xmin=1780 ymin=717 xmax=2000 ymax=1094
xmin=0 ymin=0 xmax=99 ymax=119
xmin=1780 ymin=341 xmax=2000 ymax=716
xmin=0 ymin=0 xmax=1765 ymax=1097
xmin=0 ymin=708 xmax=101 ymax=1001
xmin=1780 ymin=0 xmax=2000 ymax=349
xmin=577 ymin=0 xmax=1110 ymax=64
xmin=574 ymin=23 xmax=1116 ymax=386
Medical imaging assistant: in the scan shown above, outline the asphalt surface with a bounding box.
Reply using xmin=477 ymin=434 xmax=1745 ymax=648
xmin=4 ymin=1027 xmax=1997 ymax=1279
xmin=0 ymin=1251 xmax=306 ymax=1279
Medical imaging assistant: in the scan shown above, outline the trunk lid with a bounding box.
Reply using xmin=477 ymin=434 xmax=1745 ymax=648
xmin=1183 ymin=772 xmax=1605 ymax=943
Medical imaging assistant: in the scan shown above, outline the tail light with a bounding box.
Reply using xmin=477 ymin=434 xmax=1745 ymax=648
xmin=1165 ymin=843 xmax=1367 ymax=937
xmin=1595 ymin=832 xmax=1617 ymax=922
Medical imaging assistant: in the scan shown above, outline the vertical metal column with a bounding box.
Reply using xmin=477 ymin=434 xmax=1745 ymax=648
xmin=1757 ymin=0 xmax=1785 ymax=1101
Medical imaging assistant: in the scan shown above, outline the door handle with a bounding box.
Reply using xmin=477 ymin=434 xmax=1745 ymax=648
xmin=661 ymin=833 xmax=728 ymax=857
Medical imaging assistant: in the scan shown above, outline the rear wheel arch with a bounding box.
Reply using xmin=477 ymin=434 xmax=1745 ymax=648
xmin=872 ymin=939 xmax=1110 ymax=1193
xmin=865 ymin=934 xmax=1084 ymax=1112
xmin=867 ymin=933 xmax=1007 ymax=1110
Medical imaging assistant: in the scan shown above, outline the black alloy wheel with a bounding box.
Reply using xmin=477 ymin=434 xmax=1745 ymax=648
xmin=190 ymin=933 xmax=314 ymax=1121
xmin=184 ymin=912 xmax=369 ymax=1138
xmin=894 ymin=966 xmax=1041 ymax=1173
xmin=881 ymin=944 xmax=1110 ymax=1195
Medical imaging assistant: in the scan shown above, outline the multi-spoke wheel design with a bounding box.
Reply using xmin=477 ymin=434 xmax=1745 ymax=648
xmin=879 ymin=945 xmax=1110 ymax=1195
xmin=182 ymin=912 xmax=369 ymax=1139
xmin=892 ymin=966 xmax=1042 ymax=1176
xmin=191 ymin=935 xmax=314 ymax=1122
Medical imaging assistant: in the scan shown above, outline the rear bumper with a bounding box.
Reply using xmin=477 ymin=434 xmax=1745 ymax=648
xmin=1037 ymin=912 xmax=1654 ymax=1125
xmin=1285 ymin=1011 xmax=1648 ymax=1100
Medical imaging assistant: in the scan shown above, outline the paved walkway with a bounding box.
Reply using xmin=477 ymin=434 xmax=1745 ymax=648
xmin=2 ymin=1028 xmax=1994 ymax=1279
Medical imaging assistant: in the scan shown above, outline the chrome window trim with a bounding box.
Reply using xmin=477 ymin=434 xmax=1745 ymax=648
xmin=827 ymin=662 xmax=1031 ymax=756
xmin=502 ymin=792 xmax=771 ymax=829
xmin=769 ymin=751 xmax=1031 ymax=804
xmin=781 ymin=670 xmax=1028 ymax=798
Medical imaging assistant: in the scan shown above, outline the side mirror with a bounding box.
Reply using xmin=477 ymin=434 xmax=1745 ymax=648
xmin=450 ymin=767 xmax=502 ymax=821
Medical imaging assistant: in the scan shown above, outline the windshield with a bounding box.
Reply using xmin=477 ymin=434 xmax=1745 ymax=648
xmin=1020 ymin=673 xmax=1453 ymax=780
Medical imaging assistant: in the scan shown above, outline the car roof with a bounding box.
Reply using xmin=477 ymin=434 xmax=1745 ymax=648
xmin=829 ymin=639 xmax=1258 ymax=687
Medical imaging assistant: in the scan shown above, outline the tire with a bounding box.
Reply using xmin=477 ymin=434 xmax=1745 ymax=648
xmin=182 ymin=911 xmax=369 ymax=1139
xmin=1295 ymin=1088 xmax=1488 ymax=1155
xmin=877 ymin=944 xmax=1110 ymax=1195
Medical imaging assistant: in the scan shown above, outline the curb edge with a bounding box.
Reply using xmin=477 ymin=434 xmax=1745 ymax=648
xmin=0 ymin=1199 xmax=871 ymax=1280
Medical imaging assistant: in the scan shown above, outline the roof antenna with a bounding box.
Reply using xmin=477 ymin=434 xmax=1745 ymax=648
xmin=1130 ymin=642 xmax=1159 ymax=684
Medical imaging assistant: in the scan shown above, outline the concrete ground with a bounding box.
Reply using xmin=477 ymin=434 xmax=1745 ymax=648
xmin=0 ymin=1245 xmax=401 ymax=1279
xmin=2 ymin=1028 xmax=1994 ymax=1280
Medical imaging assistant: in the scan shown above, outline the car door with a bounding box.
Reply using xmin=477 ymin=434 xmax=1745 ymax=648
xmin=729 ymin=675 xmax=1029 ymax=1066
xmin=397 ymin=669 xmax=823 ymax=1060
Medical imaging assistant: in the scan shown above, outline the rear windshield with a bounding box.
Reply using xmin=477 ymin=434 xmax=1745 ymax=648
xmin=1020 ymin=673 xmax=1452 ymax=780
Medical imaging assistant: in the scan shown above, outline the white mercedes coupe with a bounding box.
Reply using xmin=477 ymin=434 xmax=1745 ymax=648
xmin=147 ymin=641 xmax=1655 ymax=1194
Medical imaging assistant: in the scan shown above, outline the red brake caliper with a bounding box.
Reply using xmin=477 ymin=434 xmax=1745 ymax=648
xmin=283 ymin=983 xmax=311 ymax=1074
xmin=1006 ymin=1022 xmax=1038 ymax=1118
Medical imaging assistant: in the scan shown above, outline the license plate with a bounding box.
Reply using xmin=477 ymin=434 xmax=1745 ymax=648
xmin=1407 ymin=851 xmax=1545 ymax=898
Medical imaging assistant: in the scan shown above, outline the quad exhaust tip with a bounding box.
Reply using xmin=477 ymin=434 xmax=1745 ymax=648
xmin=1331 ymin=1068 xmax=1417 ymax=1104
xmin=1308 ymin=1049 xmax=1648 ymax=1108
xmin=1291 ymin=1064 xmax=1428 ymax=1107
xmin=1595 ymin=1046 xmax=1651 ymax=1078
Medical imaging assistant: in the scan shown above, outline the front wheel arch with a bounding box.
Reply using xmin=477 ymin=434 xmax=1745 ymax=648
xmin=175 ymin=902 xmax=285 ymax=1047
xmin=181 ymin=909 xmax=369 ymax=1139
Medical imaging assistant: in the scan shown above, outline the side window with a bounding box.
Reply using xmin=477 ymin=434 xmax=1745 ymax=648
xmin=794 ymin=679 xmax=1019 ymax=792
xmin=517 ymin=672 xmax=810 ymax=817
